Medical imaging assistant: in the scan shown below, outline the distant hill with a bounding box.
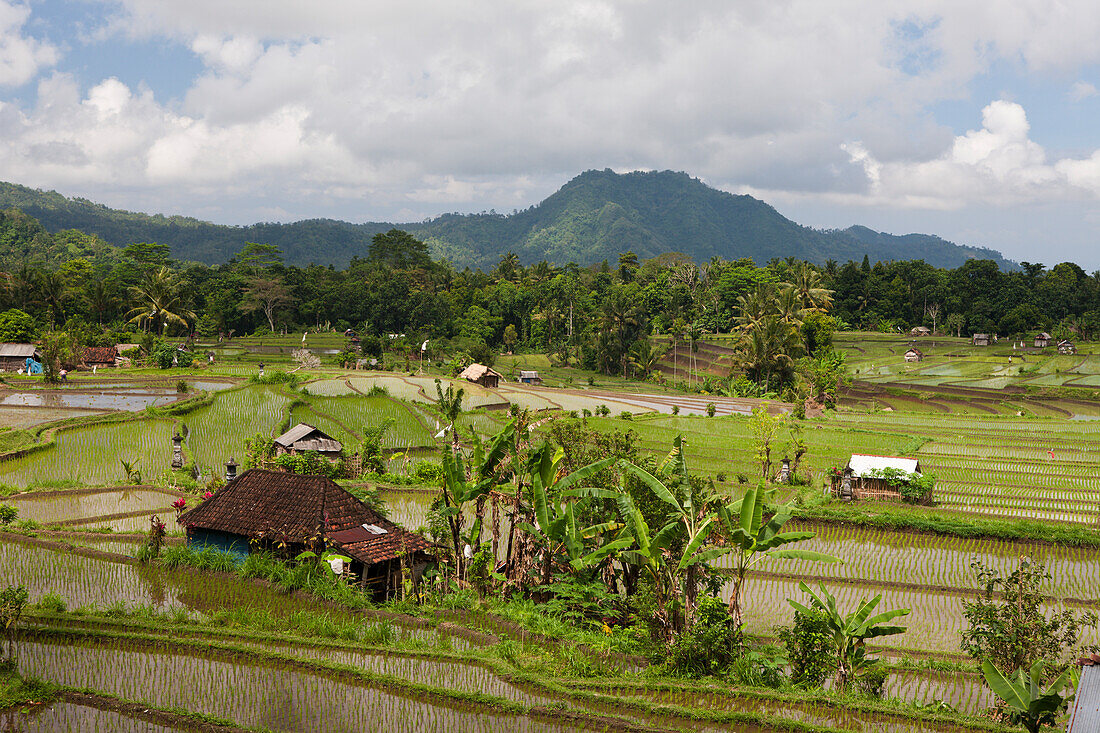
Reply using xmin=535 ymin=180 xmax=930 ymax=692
xmin=0 ymin=172 xmax=1015 ymax=270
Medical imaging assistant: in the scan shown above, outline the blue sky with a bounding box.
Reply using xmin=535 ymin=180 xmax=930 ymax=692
xmin=5 ymin=1 xmax=1100 ymax=268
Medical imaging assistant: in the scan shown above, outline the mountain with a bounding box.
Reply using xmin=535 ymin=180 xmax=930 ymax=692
xmin=0 ymin=171 xmax=1015 ymax=270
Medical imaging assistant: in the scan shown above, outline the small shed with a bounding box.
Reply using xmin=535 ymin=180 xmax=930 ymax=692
xmin=833 ymin=454 xmax=923 ymax=502
xmin=0 ymin=343 xmax=41 ymax=372
xmin=971 ymin=333 xmax=990 ymax=347
xmin=273 ymin=423 xmax=343 ymax=460
xmin=1034 ymin=332 xmax=1052 ymax=348
xmin=903 ymin=348 xmax=924 ymax=363
xmin=1059 ymin=339 xmax=1077 ymax=355
xmin=458 ymin=363 xmax=503 ymax=389
xmin=178 ymin=469 xmax=433 ymax=600
xmin=518 ymin=370 xmax=543 ymax=385
xmin=82 ymin=347 xmax=118 ymax=369
xmin=909 ymin=326 xmax=931 ymax=337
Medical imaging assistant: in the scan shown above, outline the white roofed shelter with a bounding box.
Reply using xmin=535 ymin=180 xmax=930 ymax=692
xmin=833 ymin=454 xmax=926 ymax=503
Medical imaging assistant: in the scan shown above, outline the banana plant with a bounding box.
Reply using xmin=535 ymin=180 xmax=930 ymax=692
xmin=788 ymin=581 xmax=909 ymax=691
xmin=617 ymin=435 xmax=731 ymax=626
xmin=440 ymin=420 xmax=514 ymax=578
xmin=981 ymin=660 xmax=1077 ymax=733
xmin=720 ymin=485 xmax=842 ymax=631
xmin=516 ymin=443 xmax=629 ymax=583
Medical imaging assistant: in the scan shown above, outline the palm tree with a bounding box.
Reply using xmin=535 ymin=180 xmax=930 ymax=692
xmin=789 ymin=263 xmax=834 ymax=312
xmin=628 ymin=338 xmax=665 ymax=380
xmin=735 ymin=283 xmax=778 ymax=332
xmin=35 ymin=270 xmax=68 ymax=325
xmin=85 ymin=281 xmax=119 ymax=324
xmin=776 ymin=285 xmax=806 ymax=327
xmin=735 ymin=315 xmax=802 ymax=392
xmin=125 ymin=267 xmax=196 ymax=335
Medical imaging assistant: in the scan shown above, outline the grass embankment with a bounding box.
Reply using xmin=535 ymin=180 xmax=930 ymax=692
xmin=797 ymin=501 xmax=1100 ymax=547
xmin=0 ymin=662 xmax=56 ymax=711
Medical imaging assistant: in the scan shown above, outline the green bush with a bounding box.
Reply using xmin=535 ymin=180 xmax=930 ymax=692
xmin=705 ymin=402 xmax=716 ymax=417
xmin=34 ymin=593 xmax=66 ymax=613
xmin=665 ymin=595 xmax=741 ymax=678
xmin=777 ymin=605 xmax=834 ymax=687
xmin=0 ymin=504 xmax=16 ymax=525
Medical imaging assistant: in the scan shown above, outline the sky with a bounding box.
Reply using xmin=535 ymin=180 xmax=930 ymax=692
xmin=4 ymin=2 xmax=1100 ymax=268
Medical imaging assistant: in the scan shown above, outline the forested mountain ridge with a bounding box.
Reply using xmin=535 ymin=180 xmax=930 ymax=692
xmin=0 ymin=171 xmax=1015 ymax=270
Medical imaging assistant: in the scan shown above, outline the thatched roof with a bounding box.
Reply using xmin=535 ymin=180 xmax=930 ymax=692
xmin=178 ymin=469 xmax=430 ymax=564
xmin=458 ymin=363 xmax=503 ymax=382
xmin=274 ymin=423 xmax=342 ymax=453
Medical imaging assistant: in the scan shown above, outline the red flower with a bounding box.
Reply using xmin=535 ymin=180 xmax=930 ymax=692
xmin=172 ymin=497 xmax=187 ymax=509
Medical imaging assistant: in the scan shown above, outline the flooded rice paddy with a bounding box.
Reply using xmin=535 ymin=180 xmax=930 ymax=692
xmin=4 ymin=488 xmax=173 ymax=524
xmin=15 ymin=636 xmax=585 ymax=733
xmin=0 ymin=700 xmax=183 ymax=732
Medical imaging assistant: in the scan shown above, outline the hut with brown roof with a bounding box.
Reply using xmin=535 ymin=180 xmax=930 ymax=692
xmin=273 ymin=423 xmax=343 ymax=461
xmin=1059 ymin=339 xmax=1077 ymax=355
xmin=177 ymin=469 xmax=433 ymax=599
xmin=971 ymin=333 xmax=990 ymax=347
xmin=903 ymin=347 xmax=924 ymax=362
xmin=1034 ymin=332 xmax=1052 ymax=348
xmin=909 ymin=326 xmax=931 ymax=337
xmin=82 ymin=347 xmax=118 ymax=369
xmin=458 ymin=363 xmax=503 ymax=388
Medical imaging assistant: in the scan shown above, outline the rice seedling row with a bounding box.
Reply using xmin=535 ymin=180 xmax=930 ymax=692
xmin=15 ymin=636 xmax=583 ymax=733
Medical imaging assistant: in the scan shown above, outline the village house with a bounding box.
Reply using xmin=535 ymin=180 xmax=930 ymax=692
xmin=458 ymin=363 xmax=503 ymax=389
xmin=82 ymin=346 xmax=118 ymax=369
xmin=1034 ymin=332 xmax=1052 ymax=348
xmin=0 ymin=343 xmax=41 ymax=372
xmin=1059 ymin=339 xmax=1077 ymax=355
xmin=909 ymin=326 xmax=931 ymax=337
xmin=833 ymin=454 xmax=924 ymax=502
xmin=517 ymin=370 xmax=543 ymax=385
xmin=903 ymin=347 xmax=924 ymax=363
xmin=971 ymin=333 xmax=990 ymax=347
xmin=273 ymin=423 xmax=343 ymax=462
xmin=177 ymin=469 xmax=433 ymax=599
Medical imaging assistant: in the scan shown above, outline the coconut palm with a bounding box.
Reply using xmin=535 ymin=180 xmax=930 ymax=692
xmin=788 ymin=263 xmax=834 ymax=312
xmin=735 ymin=283 xmax=778 ymax=331
xmin=126 ymin=267 xmax=196 ymax=335
xmin=735 ymin=315 xmax=802 ymax=392
xmin=776 ymin=285 xmax=806 ymax=327
xmin=628 ymin=338 xmax=665 ymax=380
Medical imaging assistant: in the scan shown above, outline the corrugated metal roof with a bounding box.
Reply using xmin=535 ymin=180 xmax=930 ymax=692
xmin=1068 ymin=664 xmax=1100 ymax=731
xmin=275 ymin=423 xmax=342 ymax=452
xmin=0 ymin=343 xmax=38 ymax=358
xmin=519 ymin=371 xmax=540 ymax=378
xmin=274 ymin=423 xmax=320 ymax=447
xmin=847 ymin=454 xmax=921 ymax=477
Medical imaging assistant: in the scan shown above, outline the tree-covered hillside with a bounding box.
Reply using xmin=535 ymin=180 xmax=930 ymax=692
xmin=0 ymin=172 xmax=1015 ymax=270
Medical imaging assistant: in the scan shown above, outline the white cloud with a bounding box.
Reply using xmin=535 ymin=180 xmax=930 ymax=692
xmin=1069 ymin=81 xmax=1098 ymax=101
xmin=0 ymin=1 xmax=58 ymax=86
xmin=8 ymin=0 xmax=1100 ymax=228
xmin=839 ymin=100 xmax=1100 ymax=208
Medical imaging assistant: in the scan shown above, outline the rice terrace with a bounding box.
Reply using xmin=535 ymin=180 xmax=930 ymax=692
xmin=0 ymin=283 xmax=1096 ymax=733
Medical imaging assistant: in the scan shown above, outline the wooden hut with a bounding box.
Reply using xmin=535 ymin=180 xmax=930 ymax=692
xmin=458 ymin=363 xmax=503 ymax=388
xmin=903 ymin=348 xmax=924 ymax=363
xmin=0 ymin=343 xmax=41 ymax=372
xmin=82 ymin=347 xmax=118 ymax=369
xmin=971 ymin=333 xmax=990 ymax=347
xmin=177 ymin=469 xmax=433 ymax=599
xmin=518 ymin=370 xmax=543 ymax=385
xmin=833 ymin=454 xmax=923 ymax=502
xmin=1059 ymin=339 xmax=1077 ymax=355
xmin=1034 ymin=332 xmax=1052 ymax=348
xmin=909 ymin=326 xmax=931 ymax=337
xmin=273 ymin=423 xmax=343 ymax=461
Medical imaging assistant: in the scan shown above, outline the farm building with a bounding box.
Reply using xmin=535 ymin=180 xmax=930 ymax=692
xmin=971 ymin=333 xmax=990 ymax=346
xmin=0 ymin=343 xmax=41 ymax=372
xmin=82 ymin=347 xmax=118 ymax=369
xmin=273 ymin=423 xmax=343 ymax=461
xmin=458 ymin=363 xmax=503 ymax=388
xmin=833 ymin=454 xmax=924 ymax=502
xmin=903 ymin=348 xmax=924 ymax=362
xmin=518 ymin=370 xmax=543 ymax=384
xmin=1059 ymin=339 xmax=1077 ymax=355
xmin=909 ymin=326 xmax=931 ymax=337
xmin=178 ymin=469 xmax=433 ymax=599
xmin=1034 ymin=332 xmax=1052 ymax=348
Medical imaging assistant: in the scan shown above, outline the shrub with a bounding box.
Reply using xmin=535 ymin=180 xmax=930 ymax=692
xmin=175 ymin=380 xmax=188 ymax=393
xmin=705 ymin=402 xmax=716 ymax=417
xmin=619 ymin=411 xmax=633 ymax=420
xmin=777 ymin=605 xmax=835 ymax=687
xmin=0 ymin=504 xmax=16 ymax=526
xmin=34 ymin=593 xmax=66 ymax=614
xmin=671 ymin=405 xmax=680 ymax=415
xmin=411 ymin=460 xmax=444 ymax=483
xmin=665 ymin=595 xmax=741 ymax=677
